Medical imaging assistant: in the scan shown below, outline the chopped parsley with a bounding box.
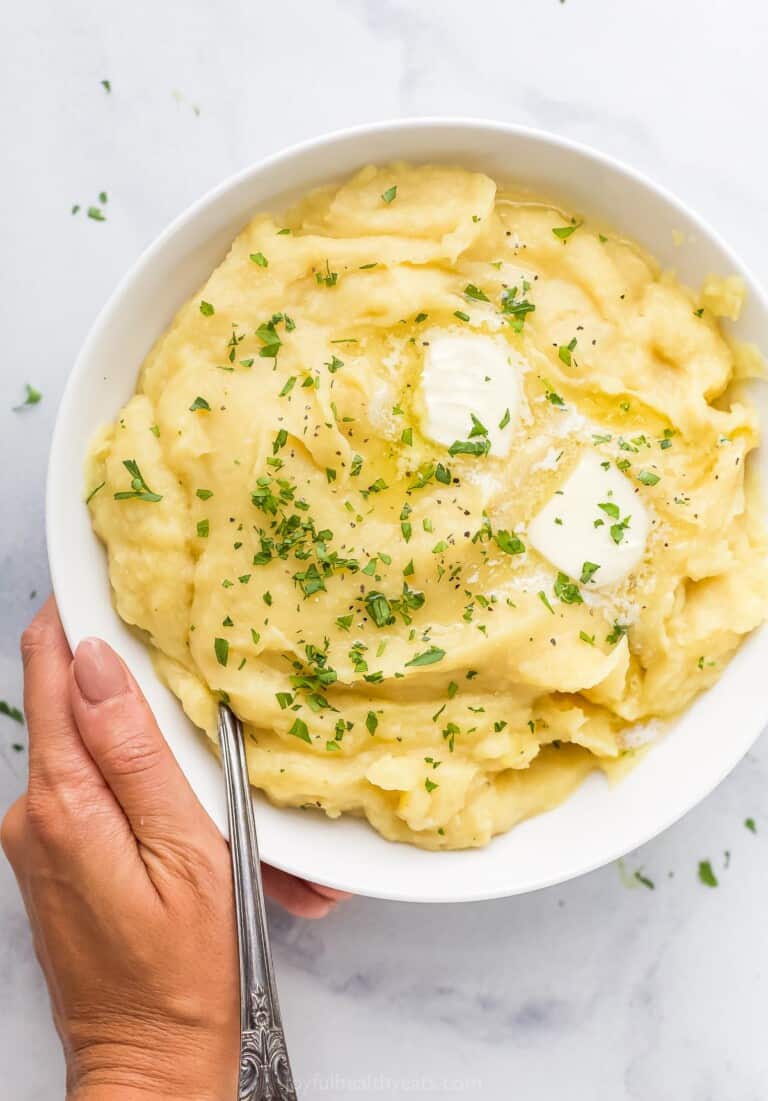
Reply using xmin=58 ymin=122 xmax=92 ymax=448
xmin=454 ymin=310 xmax=470 ymax=323
xmin=495 ymin=530 xmax=525 ymax=555
xmin=552 ymin=222 xmax=581 ymax=241
xmin=189 ymin=395 xmax=211 ymax=412
xmin=200 ymin=300 xmax=215 ymax=316
xmin=449 ymin=414 xmax=490 ymax=457
xmin=381 ymin=185 xmax=398 ymax=204
xmin=637 ymin=470 xmax=660 ymax=486
xmin=0 ymin=702 xmax=23 ymax=724
xmin=85 ymin=482 xmax=105 ymax=505
xmin=424 ymin=777 xmax=439 ymax=793
xmin=196 ymin=519 xmax=209 ymax=538
xmin=558 ymin=338 xmax=577 ymax=366
xmin=606 ymin=621 xmax=628 ymax=645
xmin=214 ymin=637 xmax=229 ymax=667
xmin=288 ymin=717 xmax=312 ymax=744
xmin=545 ymin=386 xmax=565 ymax=407
xmin=580 ymin=561 xmax=600 ymax=584
xmin=698 ymin=860 xmax=718 ymax=887
xmin=538 ymin=591 xmax=555 ymax=614
xmin=113 ymin=459 xmax=162 ymax=503
xmin=464 ymin=283 xmax=490 ymax=302
xmin=500 ymin=285 xmax=535 ymax=332
xmin=554 ymin=572 xmax=583 ymax=605
xmin=405 ymin=647 xmax=446 ymax=668
xmin=13 ymin=384 xmax=42 ymax=410
xmin=315 ymin=260 xmax=339 ymax=287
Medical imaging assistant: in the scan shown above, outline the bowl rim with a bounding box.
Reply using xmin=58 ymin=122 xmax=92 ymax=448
xmin=47 ymin=117 xmax=768 ymax=902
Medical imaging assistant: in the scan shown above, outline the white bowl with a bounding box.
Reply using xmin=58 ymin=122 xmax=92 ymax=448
xmin=47 ymin=119 xmax=768 ymax=903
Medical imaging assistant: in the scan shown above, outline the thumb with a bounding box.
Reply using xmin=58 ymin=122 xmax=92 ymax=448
xmin=70 ymin=638 xmax=215 ymax=858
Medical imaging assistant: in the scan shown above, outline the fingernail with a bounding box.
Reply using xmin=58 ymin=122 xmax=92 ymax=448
xmin=73 ymin=638 xmax=129 ymax=703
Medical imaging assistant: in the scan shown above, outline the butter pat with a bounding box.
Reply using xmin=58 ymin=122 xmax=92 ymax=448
xmin=420 ymin=331 xmax=522 ymax=456
xmin=528 ymin=453 xmax=649 ymax=587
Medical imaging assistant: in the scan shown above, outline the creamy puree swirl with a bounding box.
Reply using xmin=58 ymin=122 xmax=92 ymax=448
xmin=86 ymin=164 xmax=768 ymax=849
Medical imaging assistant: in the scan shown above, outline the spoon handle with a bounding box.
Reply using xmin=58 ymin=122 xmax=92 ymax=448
xmin=217 ymin=704 xmax=298 ymax=1101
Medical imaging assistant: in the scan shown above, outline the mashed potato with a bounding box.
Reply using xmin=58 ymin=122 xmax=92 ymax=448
xmin=86 ymin=164 xmax=768 ymax=849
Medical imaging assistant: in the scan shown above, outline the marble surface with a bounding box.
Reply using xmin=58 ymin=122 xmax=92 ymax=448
xmin=2 ymin=1 xmax=768 ymax=1097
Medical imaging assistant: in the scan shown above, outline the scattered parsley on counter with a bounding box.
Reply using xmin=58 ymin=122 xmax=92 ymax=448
xmin=87 ymin=206 xmax=107 ymax=222
xmin=745 ymin=817 xmax=757 ymax=833
xmin=13 ymin=384 xmax=42 ymax=410
xmin=101 ymin=79 xmax=111 ymax=93
xmin=0 ymin=702 xmax=23 ymax=724
xmin=698 ymin=860 xmax=718 ymax=887
xmin=113 ymin=459 xmax=162 ymax=503
xmin=634 ymin=869 xmax=655 ymax=890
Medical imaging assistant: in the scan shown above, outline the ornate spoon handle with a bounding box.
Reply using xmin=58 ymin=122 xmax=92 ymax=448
xmin=217 ymin=704 xmax=298 ymax=1101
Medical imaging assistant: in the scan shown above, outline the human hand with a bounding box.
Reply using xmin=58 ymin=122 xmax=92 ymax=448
xmin=1 ymin=598 xmax=348 ymax=1100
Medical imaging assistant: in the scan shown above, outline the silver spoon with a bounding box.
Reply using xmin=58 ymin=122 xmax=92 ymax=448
xmin=217 ymin=703 xmax=298 ymax=1101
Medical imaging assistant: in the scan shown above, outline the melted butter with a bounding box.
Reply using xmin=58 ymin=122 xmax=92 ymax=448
xmin=528 ymin=453 xmax=649 ymax=587
xmin=418 ymin=329 xmax=523 ymax=456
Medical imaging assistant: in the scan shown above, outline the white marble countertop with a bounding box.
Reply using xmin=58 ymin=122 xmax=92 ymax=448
xmin=2 ymin=1 xmax=767 ymax=1097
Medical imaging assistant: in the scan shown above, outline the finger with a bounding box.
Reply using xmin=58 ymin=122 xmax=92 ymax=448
xmin=70 ymin=637 xmax=213 ymax=856
xmin=308 ymin=882 xmax=352 ymax=903
xmin=261 ymin=865 xmax=343 ymax=919
xmin=22 ymin=597 xmax=102 ymax=791
xmin=0 ymin=796 xmax=27 ymax=870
